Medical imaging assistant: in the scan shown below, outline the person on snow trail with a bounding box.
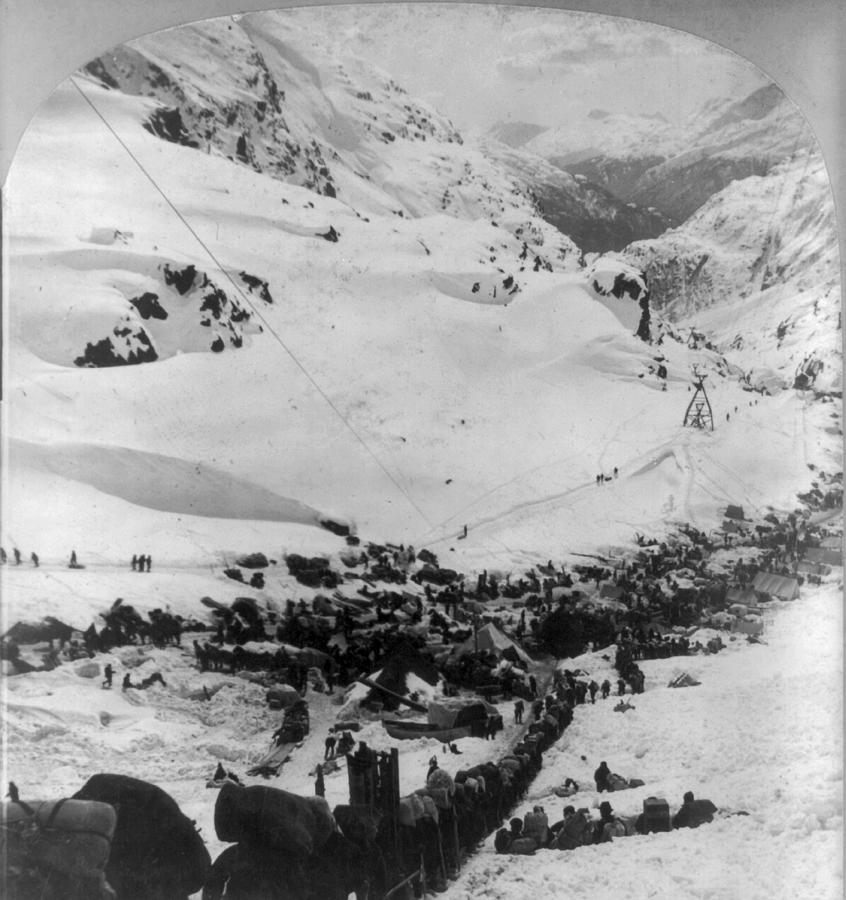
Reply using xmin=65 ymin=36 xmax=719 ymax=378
xmin=30 ymin=552 xmax=39 ymax=567
xmin=13 ymin=548 xmax=21 ymax=565
xmin=594 ymin=761 xmax=612 ymax=793
xmin=601 ymin=679 xmax=612 ymax=699
xmin=514 ymin=699 xmax=524 ymax=724
xmin=595 ymin=801 xmax=629 ymax=842
xmin=588 ymin=681 xmax=599 ymax=704
xmin=69 ymin=550 xmax=77 ymax=567
xmin=324 ymin=735 xmax=337 ymax=760
xmin=102 ymin=663 xmax=114 ymax=688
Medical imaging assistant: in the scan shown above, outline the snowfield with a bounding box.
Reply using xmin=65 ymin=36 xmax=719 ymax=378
xmin=0 ymin=8 xmax=841 ymax=900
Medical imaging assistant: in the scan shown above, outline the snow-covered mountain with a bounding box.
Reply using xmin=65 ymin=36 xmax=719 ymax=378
xmin=622 ymin=149 xmax=841 ymax=393
xmin=84 ymin=14 xmax=579 ymax=264
xmin=2 ymin=9 xmax=840 ymax=568
xmin=529 ymin=85 xmax=816 ymax=224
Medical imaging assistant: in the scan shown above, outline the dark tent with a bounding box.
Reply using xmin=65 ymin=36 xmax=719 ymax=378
xmin=725 ymin=505 xmax=745 ymax=521
xmin=368 ymin=641 xmax=440 ymax=710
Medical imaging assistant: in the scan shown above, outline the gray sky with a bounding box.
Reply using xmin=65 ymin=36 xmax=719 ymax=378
xmin=287 ymin=4 xmax=768 ymax=133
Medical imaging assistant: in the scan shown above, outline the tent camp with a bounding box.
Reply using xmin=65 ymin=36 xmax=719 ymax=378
xmin=725 ymin=587 xmax=759 ymax=607
xmin=803 ymin=547 xmax=841 ymax=567
xmin=725 ymin=505 xmax=745 ymax=521
xmin=752 ymin=572 xmax=800 ymax=601
xmin=797 ymin=560 xmax=831 ymax=576
xmin=427 ymin=698 xmax=499 ymax=729
xmin=451 ymin=623 xmax=532 ymax=667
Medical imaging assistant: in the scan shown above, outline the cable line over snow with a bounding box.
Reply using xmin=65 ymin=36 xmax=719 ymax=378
xmin=68 ymin=76 xmax=434 ymax=530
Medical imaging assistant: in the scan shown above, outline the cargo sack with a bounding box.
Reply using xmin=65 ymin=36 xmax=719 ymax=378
xmin=332 ymin=804 xmax=383 ymax=846
xmin=673 ymin=798 xmax=718 ymax=829
xmin=73 ymin=773 xmax=210 ymax=898
xmin=214 ymin=783 xmax=335 ymax=855
xmin=494 ymin=828 xmax=512 ymax=853
xmin=553 ymin=812 xmax=591 ymax=850
xmin=606 ymin=773 xmax=630 ymax=792
xmin=398 ymin=797 xmax=417 ymax=828
xmin=522 ymin=811 xmax=549 ymax=847
xmin=638 ymin=796 xmax=671 ymax=833
xmin=426 ymin=767 xmax=455 ymax=796
xmin=509 ymin=836 xmax=537 ymax=855
xmin=2 ymin=798 xmax=116 ymax=879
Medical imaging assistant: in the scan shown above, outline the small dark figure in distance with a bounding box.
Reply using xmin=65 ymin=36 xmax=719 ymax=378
xmin=514 ymin=699 xmax=524 ymax=723
xmin=131 ymin=554 xmax=138 ymax=571
xmin=588 ymin=681 xmax=599 ymax=704
xmin=69 ymin=550 xmax=77 ymax=567
xmin=102 ymin=663 xmax=114 ymax=688
xmin=30 ymin=552 xmax=39 ymax=567
xmin=325 ymin=735 xmax=337 ymax=760
xmin=601 ymin=679 xmax=611 ymax=699
xmin=14 ymin=548 xmax=21 ymax=565
xmin=122 ymin=673 xmax=133 ymax=691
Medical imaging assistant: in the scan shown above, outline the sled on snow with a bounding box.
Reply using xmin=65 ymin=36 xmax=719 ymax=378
xmin=246 ymin=741 xmax=300 ymax=778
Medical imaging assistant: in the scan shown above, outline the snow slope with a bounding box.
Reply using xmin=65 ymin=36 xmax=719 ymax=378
xmin=444 ymin=580 xmax=843 ymax=900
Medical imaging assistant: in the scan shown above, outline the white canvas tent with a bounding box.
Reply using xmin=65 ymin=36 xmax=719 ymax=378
xmin=451 ymin=622 xmax=532 ymax=667
xmin=752 ymin=572 xmax=800 ymax=601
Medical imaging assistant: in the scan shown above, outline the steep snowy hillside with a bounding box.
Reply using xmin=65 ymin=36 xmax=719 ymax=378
xmin=529 ymin=84 xmax=815 ymax=223
xmin=623 ymin=149 xmax=841 ymax=393
xmin=83 ymin=13 xmax=578 ymax=267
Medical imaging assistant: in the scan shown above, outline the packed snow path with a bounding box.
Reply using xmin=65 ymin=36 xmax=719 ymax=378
xmin=442 ymin=581 xmax=843 ymax=900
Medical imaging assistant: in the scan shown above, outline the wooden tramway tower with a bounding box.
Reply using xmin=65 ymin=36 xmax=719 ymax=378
xmin=683 ymin=367 xmax=714 ymax=431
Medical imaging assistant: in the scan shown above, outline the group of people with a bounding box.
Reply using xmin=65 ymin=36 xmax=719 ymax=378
xmin=101 ymin=662 xmax=167 ymax=691
xmin=497 ymin=788 xmax=718 ymax=856
xmin=595 ymin=467 xmax=619 ymax=485
xmin=0 ymin=548 xmax=79 ymax=568
xmin=131 ymin=554 xmax=153 ymax=572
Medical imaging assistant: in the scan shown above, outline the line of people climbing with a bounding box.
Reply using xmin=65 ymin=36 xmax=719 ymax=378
xmin=0 ymin=548 xmax=80 ymax=568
